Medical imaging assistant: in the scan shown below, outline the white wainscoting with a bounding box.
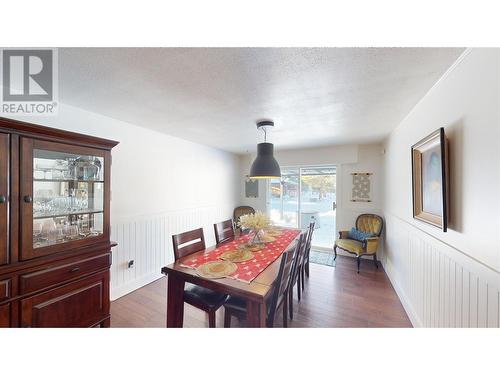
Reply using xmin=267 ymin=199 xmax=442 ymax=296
xmin=383 ymin=213 xmax=500 ymax=328
xmin=109 ymin=204 xmax=231 ymax=300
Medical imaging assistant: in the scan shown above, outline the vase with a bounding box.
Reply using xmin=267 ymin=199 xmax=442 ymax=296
xmin=248 ymin=229 xmax=265 ymax=244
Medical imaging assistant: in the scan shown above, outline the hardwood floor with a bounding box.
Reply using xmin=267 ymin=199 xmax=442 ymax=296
xmin=110 ymin=255 xmax=412 ymax=328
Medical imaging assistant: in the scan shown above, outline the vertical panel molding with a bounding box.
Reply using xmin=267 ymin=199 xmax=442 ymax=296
xmin=109 ymin=204 xmax=231 ymax=300
xmin=383 ymin=212 xmax=500 ymax=328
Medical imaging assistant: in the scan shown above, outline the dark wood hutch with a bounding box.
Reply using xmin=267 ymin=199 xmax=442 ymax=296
xmin=0 ymin=117 xmax=118 ymax=327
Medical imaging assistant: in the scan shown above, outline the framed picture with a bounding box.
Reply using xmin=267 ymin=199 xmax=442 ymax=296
xmin=411 ymin=128 xmax=449 ymax=231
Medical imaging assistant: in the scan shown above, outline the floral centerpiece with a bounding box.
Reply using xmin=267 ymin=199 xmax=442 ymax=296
xmin=238 ymin=211 xmax=271 ymax=244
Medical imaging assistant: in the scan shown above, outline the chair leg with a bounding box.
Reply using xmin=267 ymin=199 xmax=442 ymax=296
xmin=224 ymin=308 xmax=231 ymax=328
xmin=289 ymin=288 xmax=294 ymax=320
xmin=283 ymin=296 xmax=288 ymax=328
xmin=373 ymin=253 xmax=379 ymax=269
xmin=208 ymin=310 xmax=216 ymax=328
xmin=356 ymin=256 xmax=361 ymax=273
xmin=305 ymin=260 xmax=310 ymax=278
xmin=301 ymin=267 xmax=305 ymax=291
xmin=333 ymin=245 xmax=337 ymax=260
xmin=297 ymin=274 xmax=301 ymax=301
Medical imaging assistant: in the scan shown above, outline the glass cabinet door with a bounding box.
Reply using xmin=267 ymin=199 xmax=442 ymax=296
xmin=0 ymin=133 xmax=8 ymax=266
xmin=20 ymin=138 xmax=109 ymax=260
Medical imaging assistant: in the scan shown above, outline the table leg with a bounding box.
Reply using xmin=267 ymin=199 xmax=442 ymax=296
xmin=166 ymin=274 xmax=185 ymax=328
xmin=246 ymin=300 xmax=267 ymax=328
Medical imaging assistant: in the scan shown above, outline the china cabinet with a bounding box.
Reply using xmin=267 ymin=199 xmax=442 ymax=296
xmin=0 ymin=116 xmax=118 ymax=327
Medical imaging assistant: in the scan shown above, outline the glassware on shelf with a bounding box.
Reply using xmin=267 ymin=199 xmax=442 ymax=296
xmin=72 ymin=156 xmax=101 ymax=180
xmin=63 ymin=158 xmax=76 ymax=179
xmin=78 ymin=217 xmax=90 ymax=235
xmin=65 ymin=224 xmax=79 ymax=240
xmin=33 ymin=222 xmax=43 ymax=237
xmin=32 ymin=149 xmax=105 ymax=249
xmin=41 ymin=218 xmax=57 ymax=245
xmin=34 ymin=169 xmax=45 ymax=179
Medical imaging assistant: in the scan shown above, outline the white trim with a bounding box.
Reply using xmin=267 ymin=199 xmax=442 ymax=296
xmin=386 ymin=211 xmax=500 ymax=275
xmin=381 ymin=260 xmax=420 ymax=327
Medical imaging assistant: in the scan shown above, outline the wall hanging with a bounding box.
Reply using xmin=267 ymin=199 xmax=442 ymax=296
xmin=351 ymin=172 xmax=372 ymax=202
xmin=411 ymin=127 xmax=449 ymax=232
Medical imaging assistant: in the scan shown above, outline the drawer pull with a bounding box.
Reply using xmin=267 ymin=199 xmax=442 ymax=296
xmin=69 ymin=267 xmax=80 ymax=273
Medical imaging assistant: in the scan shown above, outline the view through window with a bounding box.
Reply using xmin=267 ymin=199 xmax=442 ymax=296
xmin=268 ymin=166 xmax=336 ymax=249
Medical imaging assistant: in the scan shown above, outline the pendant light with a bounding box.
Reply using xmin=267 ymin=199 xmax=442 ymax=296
xmin=249 ymin=120 xmax=281 ymax=179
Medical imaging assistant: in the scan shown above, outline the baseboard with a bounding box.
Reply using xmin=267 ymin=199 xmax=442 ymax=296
xmin=381 ymin=259 xmax=421 ymax=328
xmin=110 ymin=272 xmax=164 ymax=301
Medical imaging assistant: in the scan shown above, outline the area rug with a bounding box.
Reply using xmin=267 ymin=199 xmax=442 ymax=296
xmin=309 ymin=250 xmax=336 ymax=267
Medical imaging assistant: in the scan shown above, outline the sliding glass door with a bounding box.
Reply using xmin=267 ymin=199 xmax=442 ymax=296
xmin=268 ymin=167 xmax=300 ymax=228
xmin=267 ymin=166 xmax=336 ymax=250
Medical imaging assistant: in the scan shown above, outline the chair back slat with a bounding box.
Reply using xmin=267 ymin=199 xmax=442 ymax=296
xmin=289 ymin=233 xmax=306 ymax=287
xmin=267 ymin=244 xmax=296 ymax=325
xmin=301 ymin=221 xmax=315 ymax=268
xmin=172 ymin=228 xmax=206 ymax=260
xmin=214 ymin=219 xmax=235 ymax=245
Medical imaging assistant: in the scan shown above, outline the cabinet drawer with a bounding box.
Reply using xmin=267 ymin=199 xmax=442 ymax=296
xmin=0 ymin=303 xmax=10 ymax=327
xmin=21 ymin=270 xmax=109 ymax=328
xmin=20 ymin=253 xmax=111 ymax=295
xmin=0 ymin=279 xmax=10 ymax=302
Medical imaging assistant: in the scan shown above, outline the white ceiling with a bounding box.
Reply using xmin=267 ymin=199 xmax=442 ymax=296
xmin=59 ymin=48 xmax=464 ymax=154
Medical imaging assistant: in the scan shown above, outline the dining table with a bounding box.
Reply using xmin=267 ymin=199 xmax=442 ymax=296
xmin=161 ymin=227 xmax=302 ymax=328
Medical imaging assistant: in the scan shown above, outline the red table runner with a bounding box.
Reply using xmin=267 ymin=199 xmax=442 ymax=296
xmin=181 ymin=228 xmax=301 ymax=283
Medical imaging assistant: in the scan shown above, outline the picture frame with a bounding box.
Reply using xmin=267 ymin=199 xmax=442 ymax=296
xmin=411 ymin=127 xmax=449 ymax=232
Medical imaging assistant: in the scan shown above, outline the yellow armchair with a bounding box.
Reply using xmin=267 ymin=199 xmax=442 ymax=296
xmin=334 ymin=214 xmax=383 ymax=273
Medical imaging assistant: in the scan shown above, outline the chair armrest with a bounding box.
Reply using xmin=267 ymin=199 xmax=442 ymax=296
xmin=364 ymin=237 xmax=380 ymax=254
xmin=339 ymin=230 xmax=349 ymax=239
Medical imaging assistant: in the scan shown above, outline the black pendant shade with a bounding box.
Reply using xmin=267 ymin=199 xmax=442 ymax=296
xmin=249 ymin=142 xmax=281 ymax=179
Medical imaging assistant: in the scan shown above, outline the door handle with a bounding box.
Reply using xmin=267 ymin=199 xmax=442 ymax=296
xmin=0 ymin=195 xmax=5 ymax=204
xmin=332 ymin=202 xmax=337 ymax=210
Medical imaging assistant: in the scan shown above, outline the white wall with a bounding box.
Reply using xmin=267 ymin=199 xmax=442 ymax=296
xmin=239 ymin=143 xmax=384 ymax=256
xmin=4 ymin=104 xmax=240 ymax=299
xmin=383 ymin=48 xmax=500 ymax=327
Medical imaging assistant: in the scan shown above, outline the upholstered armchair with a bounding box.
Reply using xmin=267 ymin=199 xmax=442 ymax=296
xmin=333 ymin=214 xmax=383 ymax=273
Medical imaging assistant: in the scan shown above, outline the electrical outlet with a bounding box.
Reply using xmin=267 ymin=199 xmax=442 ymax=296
xmin=127 ymin=260 xmax=134 ymax=269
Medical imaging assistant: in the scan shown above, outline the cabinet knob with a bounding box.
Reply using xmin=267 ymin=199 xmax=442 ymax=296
xmin=0 ymin=195 xmax=5 ymax=204
xmin=23 ymin=195 xmax=33 ymax=203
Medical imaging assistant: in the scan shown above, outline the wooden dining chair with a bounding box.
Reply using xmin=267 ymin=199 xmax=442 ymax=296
xmin=213 ymin=219 xmax=235 ymax=245
xmin=172 ymin=228 xmax=227 ymax=328
xmin=233 ymin=206 xmax=255 ymax=228
xmin=287 ymin=232 xmax=306 ymax=320
xmin=223 ymin=246 xmax=296 ymax=328
xmin=302 ymin=221 xmax=316 ymax=286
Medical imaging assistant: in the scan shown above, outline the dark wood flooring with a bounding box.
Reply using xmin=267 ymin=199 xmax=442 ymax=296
xmin=110 ymin=255 xmax=412 ymax=328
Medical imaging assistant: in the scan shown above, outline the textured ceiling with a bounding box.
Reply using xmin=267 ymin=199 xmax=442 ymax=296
xmin=59 ymin=48 xmax=464 ymax=154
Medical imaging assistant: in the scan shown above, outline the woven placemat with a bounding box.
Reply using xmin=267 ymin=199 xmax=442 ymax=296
xmin=258 ymin=235 xmax=276 ymax=243
xmin=236 ymin=243 xmax=265 ymax=252
xmin=265 ymin=229 xmax=283 ymax=237
xmin=195 ymin=261 xmax=237 ymax=279
xmin=220 ymin=249 xmax=254 ymax=263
